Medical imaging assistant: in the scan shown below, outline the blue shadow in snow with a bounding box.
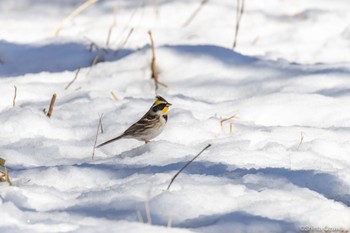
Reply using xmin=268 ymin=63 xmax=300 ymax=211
xmin=177 ymin=211 xmax=297 ymax=233
xmin=0 ymin=40 xmax=133 ymax=77
xmin=74 ymin=160 xmax=350 ymax=207
xmin=165 ymin=44 xmax=350 ymax=79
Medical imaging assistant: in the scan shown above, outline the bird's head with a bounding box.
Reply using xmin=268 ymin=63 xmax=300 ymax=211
xmin=151 ymin=95 xmax=172 ymax=116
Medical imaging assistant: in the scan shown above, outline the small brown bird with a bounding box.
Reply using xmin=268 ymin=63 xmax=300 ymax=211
xmin=97 ymin=96 xmax=171 ymax=148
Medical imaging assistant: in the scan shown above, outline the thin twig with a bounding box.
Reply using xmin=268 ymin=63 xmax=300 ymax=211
xmin=232 ymin=0 xmax=245 ymax=49
xmin=13 ymin=85 xmax=17 ymax=107
xmin=167 ymin=144 xmax=211 ymax=191
xmin=47 ymin=93 xmax=57 ymax=118
xmin=53 ymin=0 xmax=98 ymax=36
xmin=92 ymin=113 xmax=104 ymax=160
xmin=65 ymin=68 xmax=81 ymax=90
xmin=182 ymin=0 xmax=209 ymax=27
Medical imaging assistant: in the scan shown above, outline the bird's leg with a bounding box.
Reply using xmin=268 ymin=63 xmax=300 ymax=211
xmin=144 ymin=140 xmax=150 ymax=144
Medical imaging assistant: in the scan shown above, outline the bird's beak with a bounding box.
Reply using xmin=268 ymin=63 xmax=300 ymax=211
xmin=167 ymin=103 xmax=172 ymax=106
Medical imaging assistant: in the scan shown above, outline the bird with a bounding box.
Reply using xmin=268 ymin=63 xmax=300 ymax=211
xmin=97 ymin=95 xmax=171 ymax=148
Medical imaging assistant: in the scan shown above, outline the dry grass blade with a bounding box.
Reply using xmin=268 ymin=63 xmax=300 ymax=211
xmin=92 ymin=113 xmax=104 ymax=160
xmin=232 ymin=0 xmax=245 ymax=49
xmin=47 ymin=93 xmax=57 ymax=118
xmin=53 ymin=0 xmax=98 ymax=36
xmin=111 ymin=91 xmax=119 ymax=102
xmin=183 ymin=0 xmax=209 ymax=27
xmin=220 ymin=113 xmax=238 ymax=126
xmin=65 ymin=68 xmax=81 ymax=90
xmin=13 ymin=85 xmax=17 ymax=107
xmin=167 ymin=144 xmax=211 ymax=191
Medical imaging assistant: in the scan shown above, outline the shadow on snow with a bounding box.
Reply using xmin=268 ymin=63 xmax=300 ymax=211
xmin=0 ymin=40 xmax=133 ymax=77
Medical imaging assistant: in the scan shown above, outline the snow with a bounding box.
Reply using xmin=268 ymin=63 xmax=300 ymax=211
xmin=1 ymin=0 xmax=350 ymax=232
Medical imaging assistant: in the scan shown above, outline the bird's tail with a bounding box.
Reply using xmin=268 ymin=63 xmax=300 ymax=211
xmin=96 ymin=134 xmax=124 ymax=148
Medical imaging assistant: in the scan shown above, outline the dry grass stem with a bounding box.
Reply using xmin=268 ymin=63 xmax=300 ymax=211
xmin=148 ymin=31 xmax=168 ymax=93
xmin=106 ymin=6 xmax=119 ymax=47
xmin=86 ymin=56 xmax=103 ymax=76
xmin=229 ymin=122 xmax=233 ymax=134
xmin=92 ymin=113 xmax=104 ymax=160
xmin=183 ymin=0 xmax=209 ymax=27
xmin=220 ymin=113 xmax=238 ymax=126
xmin=85 ymin=37 xmax=102 ymax=52
xmin=99 ymin=113 xmax=104 ymax=134
xmin=65 ymin=68 xmax=81 ymax=90
xmin=232 ymin=0 xmax=245 ymax=49
xmin=116 ymin=28 xmax=134 ymax=52
xmin=0 ymin=158 xmax=12 ymax=186
xmin=114 ymin=0 xmax=143 ymax=47
xmin=137 ymin=210 xmax=144 ymax=223
xmin=152 ymin=0 xmax=159 ymax=18
xmin=148 ymin=31 xmax=159 ymax=92
xmin=111 ymin=91 xmax=119 ymax=102
xmin=167 ymin=216 xmax=172 ymax=228
xmin=144 ymin=199 xmax=152 ymax=224
xmin=47 ymin=93 xmax=57 ymax=118
xmin=0 ymin=158 xmax=5 ymax=167
xmin=53 ymin=0 xmax=98 ymax=36
xmin=167 ymin=144 xmax=211 ymax=191
xmin=298 ymin=131 xmax=304 ymax=150
xmin=13 ymin=85 xmax=17 ymax=107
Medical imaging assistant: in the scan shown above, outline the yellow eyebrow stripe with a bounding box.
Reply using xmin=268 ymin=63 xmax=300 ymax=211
xmin=155 ymin=99 xmax=166 ymax=105
xmin=162 ymin=106 xmax=169 ymax=113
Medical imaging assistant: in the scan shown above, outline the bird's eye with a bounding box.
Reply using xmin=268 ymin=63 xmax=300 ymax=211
xmin=152 ymin=103 xmax=166 ymax=112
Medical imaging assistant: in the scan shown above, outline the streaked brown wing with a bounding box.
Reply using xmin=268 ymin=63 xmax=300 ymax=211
xmin=123 ymin=112 xmax=158 ymax=137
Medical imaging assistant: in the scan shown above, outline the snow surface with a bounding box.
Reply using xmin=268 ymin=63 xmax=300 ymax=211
xmin=1 ymin=0 xmax=350 ymax=232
